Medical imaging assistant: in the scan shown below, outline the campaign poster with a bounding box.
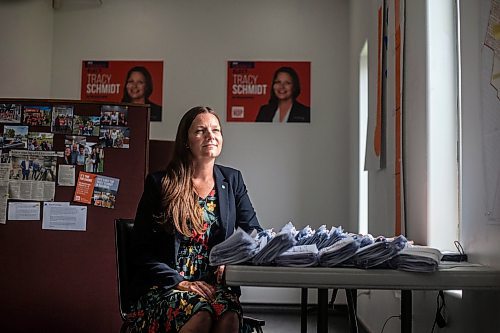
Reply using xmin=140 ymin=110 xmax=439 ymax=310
xmin=81 ymin=60 xmax=164 ymax=121
xmin=74 ymin=172 xmax=119 ymax=208
xmin=74 ymin=171 xmax=96 ymax=204
xmin=227 ymin=61 xmax=311 ymax=123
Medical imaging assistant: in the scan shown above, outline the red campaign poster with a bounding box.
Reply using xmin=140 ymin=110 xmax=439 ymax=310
xmin=227 ymin=61 xmax=311 ymax=123
xmin=73 ymin=171 xmax=96 ymax=204
xmin=81 ymin=60 xmax=164 ymax=121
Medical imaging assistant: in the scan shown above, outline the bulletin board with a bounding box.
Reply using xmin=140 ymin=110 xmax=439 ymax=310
xmin=0 ymin=99 xmax=150 ymax=333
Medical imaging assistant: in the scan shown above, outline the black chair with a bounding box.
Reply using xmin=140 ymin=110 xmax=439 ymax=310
xmin=114 ymin=218 xmax=264 ymax=333
xmin=114 ymin=218 xmax=137 ymax=333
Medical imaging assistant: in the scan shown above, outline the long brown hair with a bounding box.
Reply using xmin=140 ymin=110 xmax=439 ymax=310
xmin=161 ymin=106 xmax=221 ymax=236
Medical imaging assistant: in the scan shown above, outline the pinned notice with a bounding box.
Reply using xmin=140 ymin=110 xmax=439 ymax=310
xmin=42 ymin=202 xmax=87 ymax=231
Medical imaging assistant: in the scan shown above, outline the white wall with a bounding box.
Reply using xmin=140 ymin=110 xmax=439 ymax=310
xmin=0 ymin=0 xmax=54 ymax=98
xmin=48 ymin=0 xmax=351 ymax=303
xmin=349 ymin=0 xmax=500 ymax=332
xmin=456 ymin=0 xmax=500 ymax=325
xmin=50 ymin=0 xmax=352 ymax=232
xmin=461 ymin=0 xmax=500 ymax=268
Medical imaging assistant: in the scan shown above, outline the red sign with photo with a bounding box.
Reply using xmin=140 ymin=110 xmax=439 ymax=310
xmin=81 ymin=60 xmax=164 ymax=121
xmin=227 ymin=61 xmax=311 ymax=123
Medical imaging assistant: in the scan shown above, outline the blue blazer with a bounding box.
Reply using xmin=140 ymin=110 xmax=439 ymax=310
xmin=131 ymin=164 xmax=261 ymax=301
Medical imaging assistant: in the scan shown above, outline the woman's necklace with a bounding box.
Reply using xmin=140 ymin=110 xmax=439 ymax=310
xmin=194 ymin=178 xmax=215 ymax=199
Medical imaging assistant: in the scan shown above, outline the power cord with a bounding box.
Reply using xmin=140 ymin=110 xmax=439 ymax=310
xmin=431 ymin=290 xmax=447 ymax=332
xmin=442 ymin=241 xmax=468 ymax=262
xmin=454 ymin=241 xmax=466 ymax=261
xmin=380 ymin=315 xmax=400 ymax=333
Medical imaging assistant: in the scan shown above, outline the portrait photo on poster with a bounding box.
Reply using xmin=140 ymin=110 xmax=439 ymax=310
xmin=226 ymin=61 xmax=311 ymax=123
xmin=81 ymin=60 xmax=164 ymax=122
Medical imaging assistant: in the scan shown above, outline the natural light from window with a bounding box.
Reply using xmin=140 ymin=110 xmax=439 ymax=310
xmin=426 ymin=0 xmax=460 ymax=250
xmin=359 ymin=41 xmax=368 ymax=235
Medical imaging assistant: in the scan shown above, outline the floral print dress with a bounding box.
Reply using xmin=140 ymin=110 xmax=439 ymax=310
xmin=129 ymin=188 xmax=243 ymax=333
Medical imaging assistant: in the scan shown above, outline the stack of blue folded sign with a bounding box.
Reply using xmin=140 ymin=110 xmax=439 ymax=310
xmin=252 ymin=222 xmax=297 ymax=265
xmin=389 ymin=245 xmax=443 ymax=272
xmin=209 ymin=228 xmax=259 ymax=265
xmin=209 ymin=222 xmax=439 ymax=273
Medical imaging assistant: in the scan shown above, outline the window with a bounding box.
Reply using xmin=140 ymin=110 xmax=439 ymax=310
xmin=426 ymin=0 xmax=460 ymax=250
xmin=359 ymin=41 xmax=368 ymax=235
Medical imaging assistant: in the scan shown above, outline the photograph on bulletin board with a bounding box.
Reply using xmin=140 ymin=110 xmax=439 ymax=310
xmin=227 ymin=61 xmax=311 ymax=123
xmin=80 ymin=60 xmax=164 ymax=121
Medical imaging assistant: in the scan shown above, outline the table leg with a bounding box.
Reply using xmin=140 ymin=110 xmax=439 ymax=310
xmin=317 ymin=288 xmax=328 ymax=333
xmin=346 ymin=289 xmax=359 ymax=333
xmin=301 ymin=288 xmax=308 ymax=333
xmin=401 ymin=290 xmax=412 ymax=333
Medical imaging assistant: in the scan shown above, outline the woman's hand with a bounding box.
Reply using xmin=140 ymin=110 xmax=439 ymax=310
xmin=215 ymin=265 xmax=226 ymax=284
xmin=177 ymin=280 xmax=216 ymax=302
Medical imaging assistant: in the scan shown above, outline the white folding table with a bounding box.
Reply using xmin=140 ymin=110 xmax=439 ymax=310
xmin=225 ymin=263 xmax=500 ymax=333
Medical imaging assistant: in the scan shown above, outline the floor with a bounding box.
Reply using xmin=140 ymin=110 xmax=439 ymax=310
xmin=242 ymin=303 xmax=352 ymax=333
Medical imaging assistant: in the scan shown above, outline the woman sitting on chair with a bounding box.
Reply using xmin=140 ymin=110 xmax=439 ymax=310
xmin=130 ymin=106 xmax=262 ymax=333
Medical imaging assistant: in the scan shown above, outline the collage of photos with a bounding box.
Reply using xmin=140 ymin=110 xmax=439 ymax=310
xmin=0 ymin=103 xmax=131 ymax=208
xmin=0 ymin=103 xmax=129 ymax=173
xmin=1 ymin=104 xmax=131 ymax=152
